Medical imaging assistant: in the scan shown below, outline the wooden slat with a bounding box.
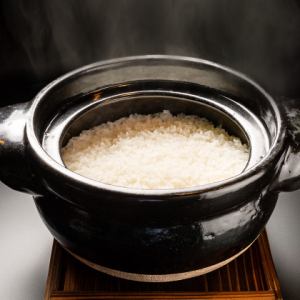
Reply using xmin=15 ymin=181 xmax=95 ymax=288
xmin=242 ymin=254 xmax=250 ymax=291
xmin=249 ymin=247 xmax=259 ymax=291
xmin=226 ymin=264 xmax=233 ymax=291
xmin=217 ymin=269 xmax=223 ymax=291
xmin=234 ymin=259 xmax=241 ymax=291
xmin=254 ymin=243 xmax=267 ymax=291
xmin=203 ymin=274 xmax=208 ymax=292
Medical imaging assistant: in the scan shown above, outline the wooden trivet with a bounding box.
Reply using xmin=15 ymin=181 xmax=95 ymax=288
xmin=44 ymin=230 xmax=282 ymax=300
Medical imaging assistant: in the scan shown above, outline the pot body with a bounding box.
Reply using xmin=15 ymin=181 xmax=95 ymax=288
xmin=34 ymin=189 xmax=278 ymax=279
xmin=1 ymin=55 xmax=299 ymax=281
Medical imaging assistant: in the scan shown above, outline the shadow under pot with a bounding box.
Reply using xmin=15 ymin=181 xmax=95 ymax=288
xmin=0 ymin=55 xmax=299 ymax=282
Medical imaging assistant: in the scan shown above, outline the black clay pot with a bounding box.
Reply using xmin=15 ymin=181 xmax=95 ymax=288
xmin=1 ymin=55 xmax=300 ymax=282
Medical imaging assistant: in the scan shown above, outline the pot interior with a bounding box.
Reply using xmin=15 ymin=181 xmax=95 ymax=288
xmin=42 ymin=80 xmax=269 ymax=178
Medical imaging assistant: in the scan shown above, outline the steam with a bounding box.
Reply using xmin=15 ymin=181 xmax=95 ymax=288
xmin=2 ymin=0 xmax=300 ymax=96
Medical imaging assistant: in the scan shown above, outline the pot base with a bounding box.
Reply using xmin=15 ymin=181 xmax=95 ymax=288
xmin=65 ymin=242 xmax=253 ymax=282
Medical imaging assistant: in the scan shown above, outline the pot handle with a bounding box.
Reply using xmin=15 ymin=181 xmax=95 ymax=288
xmin=0 ymin=102 xmax=43 ymax=195
xmin=273 ymin=98 xmax=300 ymax=192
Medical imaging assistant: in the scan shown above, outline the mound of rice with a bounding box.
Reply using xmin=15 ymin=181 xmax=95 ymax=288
xmin=62 ymin=110 xmax=249 ymax=189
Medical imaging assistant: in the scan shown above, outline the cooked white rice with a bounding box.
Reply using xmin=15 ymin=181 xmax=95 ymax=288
xmin=62 ymin=110 xmax=249 ymax=189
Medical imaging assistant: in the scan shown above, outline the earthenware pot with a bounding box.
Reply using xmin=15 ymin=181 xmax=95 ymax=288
xmin=1 ymin=55 xmax=299 ymax=282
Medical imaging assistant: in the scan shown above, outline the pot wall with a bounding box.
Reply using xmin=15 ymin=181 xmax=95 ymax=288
xmin=34 ymin=188 xmax=278 ymax=275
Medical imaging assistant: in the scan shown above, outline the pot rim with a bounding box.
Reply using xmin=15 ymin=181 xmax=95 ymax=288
xmin=26 ymin=55 xmax=286 ymax=197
